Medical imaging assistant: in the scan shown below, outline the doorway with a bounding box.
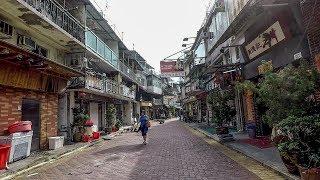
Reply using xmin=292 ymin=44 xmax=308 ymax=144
xmin=22 ymin=99 xmax=40 ymax=151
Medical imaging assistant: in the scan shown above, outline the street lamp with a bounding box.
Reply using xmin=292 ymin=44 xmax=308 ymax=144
xmin=182 ymin=43 xmax=194 ymax=47
xmin=183 ymin=37 xmax=196 ymax=41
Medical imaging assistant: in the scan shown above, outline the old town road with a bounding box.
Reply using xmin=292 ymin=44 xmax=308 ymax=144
xmin=16 ymin=119 xmax=283 ymax=180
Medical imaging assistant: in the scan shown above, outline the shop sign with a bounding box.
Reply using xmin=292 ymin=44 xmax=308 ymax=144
xmin=160 ymin=60 xmax=185 ymax=77
xmin=245 ymin=21 xmax=286 ymax=60
xmin=257 ymin=61 xmax=273 ymax=75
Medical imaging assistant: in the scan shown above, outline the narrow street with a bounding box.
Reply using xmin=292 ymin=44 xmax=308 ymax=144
xmin=15 ymin=120 xmax=283 ymax=180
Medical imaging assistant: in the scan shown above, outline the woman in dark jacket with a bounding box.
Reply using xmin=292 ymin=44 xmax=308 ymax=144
xmin=139 ymin=111 xmax=149 ymax=145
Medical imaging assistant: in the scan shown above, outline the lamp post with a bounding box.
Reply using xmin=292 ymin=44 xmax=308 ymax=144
xmin=182 ymin=43 xmax=194 ymax=47
xmin=183 ymin=37 xmax=196 ymax=41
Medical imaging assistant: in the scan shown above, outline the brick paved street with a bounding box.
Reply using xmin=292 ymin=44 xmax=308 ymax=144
xmin=15 ymin=119 xmax=283 ymax=180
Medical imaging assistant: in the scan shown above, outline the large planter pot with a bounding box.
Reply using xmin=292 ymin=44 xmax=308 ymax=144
xmin=246 ymin=123 xmax=256 ymax=139
xmin=298 ymin=166 xmax=320 ymax=180
xmin=280 ymin=156 xmax=300 ymax=176
xmin=112 ymin=127 xmax=118 ymax=132
xmin=73 ymin=132 xmax=82 ymax=142
xmin=216 ymin=127 xmax=229 ymax=135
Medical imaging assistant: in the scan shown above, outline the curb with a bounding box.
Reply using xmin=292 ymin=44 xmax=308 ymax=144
xmin=0 ymin=139 xmax=104 ymax=180
xmin=183 ymin=122 xmax=299 ymax=180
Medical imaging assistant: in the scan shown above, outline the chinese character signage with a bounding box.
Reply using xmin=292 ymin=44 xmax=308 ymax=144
xmin=160 ymin=60 xmax=185 ymax=77
xmin=245 ymin=21 xmax=286 ymax=60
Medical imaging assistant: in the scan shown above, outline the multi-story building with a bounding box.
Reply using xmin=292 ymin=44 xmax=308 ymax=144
xmin=0 ymin=0 xmax=162 ymax=149
xmin=136 ymin=60 xmax=163 ymax=119
xmin=183 ymin=0 xmax=312 ymax=135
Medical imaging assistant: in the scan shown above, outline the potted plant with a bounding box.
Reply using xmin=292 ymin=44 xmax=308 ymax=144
xmin=236 ymin=62 xmax=320 ymax=175
xmin=115 ymin=118 xmax=123 ymax=131
xmin=72 ymin=110 xmax=90 ymax=142
xmin=277 ymin=116 xmax=320 ymax=179
xmin=105 ymin=104 xmax=116 ymax=133
xmin=207 ymin=89 xmax=236 ymax=135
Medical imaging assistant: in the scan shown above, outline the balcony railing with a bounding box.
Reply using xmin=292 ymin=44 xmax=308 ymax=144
xmin=118 ymin=60 xmax=137 ymax=82
xmin=120 ymin=84 xmax=135 ymax=99
xmin=85 ymin=29 xmax=118 ymax=68
xmin=105 ymin=79 xmax=119 ymax=95
xmin=24 ymin=0 xmax=85 ymax=43
xmin=82 ymin=75 xmax=136 ymax=99
xmin=153 ymin=98 xmax=163 ymax=106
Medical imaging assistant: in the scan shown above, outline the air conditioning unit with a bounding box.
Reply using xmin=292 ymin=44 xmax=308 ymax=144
xmin=17 ymin=35 xmax=36 ymax=50
xmin=0 ymin=20 xmax=14 ymax=39
xmin=203 ymin=32 xmax=214 ymax=39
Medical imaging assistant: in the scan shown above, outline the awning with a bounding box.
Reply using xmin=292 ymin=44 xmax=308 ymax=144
xmin=0 ymin=40 xmax=83 ymax=78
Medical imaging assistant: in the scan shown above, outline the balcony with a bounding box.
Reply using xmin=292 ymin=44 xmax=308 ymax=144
xmin=186 ymin=80 xmax=204 ymax=96
xmin=2 ymin=0 xmax=85 ymax=46
xmin=71 ymin=75 xmax=135 ymax=100
xmin=118 ymin=60 xmax=137 ymax=83
xmin=85 ymin=29 xmax=118 ymax=68
xmin=105 ymin=79 xmax=119 ymax=95
xmin=119 ymin=84 xmax=135 ymax=99
xmin=147 ymin=86 xmax=163 ymax=95
xmin=153 ymin=98 xmax=163 ymax=106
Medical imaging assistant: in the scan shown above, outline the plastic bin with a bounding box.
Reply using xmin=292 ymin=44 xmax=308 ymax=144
xmin=0 ymin=131 xmax=33 ymax=163
xmin=0 ymin=145 xmax=10 ymax=170
xmin=92 ymin=132 xmax=100 ymax=140
xmin=48 ymin=136 xmax=64 ymax=150
xmin=246 ymin=123 xmax=256 ymax=139
xmin=8 ymin=121 xmax=32 ymax=134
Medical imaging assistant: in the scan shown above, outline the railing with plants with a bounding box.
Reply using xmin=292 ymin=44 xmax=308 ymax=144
xmin=24 ymin=0 xmax=85 ymax=43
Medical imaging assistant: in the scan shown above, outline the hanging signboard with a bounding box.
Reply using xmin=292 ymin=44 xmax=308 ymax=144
xmin=245 ymin=21 xmax=286 ymax=60
xmin=160 ymin=60 xmax=185 ymax=77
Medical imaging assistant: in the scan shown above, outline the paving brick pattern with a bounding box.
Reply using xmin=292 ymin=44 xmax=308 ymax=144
xmin=17 ymin=120 xmax=261 ymax=180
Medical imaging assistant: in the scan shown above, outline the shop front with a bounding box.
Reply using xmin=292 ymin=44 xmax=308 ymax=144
xmin=241 ymin=4 xmax=311 ymax=136
xmin=0 ymin=40 xmax=82 ymax=150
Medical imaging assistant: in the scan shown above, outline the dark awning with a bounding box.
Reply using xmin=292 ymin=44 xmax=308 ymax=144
xmin=0 ymin=40 xmax=83 ymax=78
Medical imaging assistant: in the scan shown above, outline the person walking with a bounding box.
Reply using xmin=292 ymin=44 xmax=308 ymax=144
xmin=139 ymin=110 xmax=150 ymax=145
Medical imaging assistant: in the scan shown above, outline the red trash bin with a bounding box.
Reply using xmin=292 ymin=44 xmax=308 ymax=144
xmin=0 ymin=145 xmax=11 ymax=170
xmin=8 ymin=121 xmax=32 ymax=134
xmin=92 ymin=132 xmax=101 ymax=139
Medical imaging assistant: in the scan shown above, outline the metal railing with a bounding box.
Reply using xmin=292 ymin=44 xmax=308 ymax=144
xmin=118 ymin=60 xmax=137 ymax=82
xmin=85 ymin=29 xmax=118 ymax=68
xmin=83 ymin=76 xmax=135 ymax=100
xmin=24 ymin=0 xmax=85 ymax=43
xmin=105 ymin=79 xmax=119 ymax=95
xmin=120 ymin=84 xmax=135 ymax=99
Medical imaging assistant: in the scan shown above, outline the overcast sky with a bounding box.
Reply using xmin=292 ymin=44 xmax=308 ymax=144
xmin=93 ymin=0 xmax=211 ymax=72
